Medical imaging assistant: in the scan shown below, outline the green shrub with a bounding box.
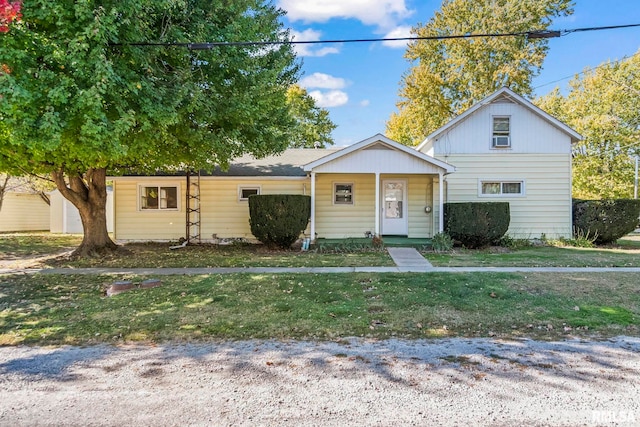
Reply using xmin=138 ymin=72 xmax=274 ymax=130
xmin=431 ymin=232 xmax=453 ymax=252
xmin=572 ymin=199 xmax=640 ymax=245
xmin=249 ymin=194 xmax=311 ymax=249
xmin=444 ymin=202 xmax=510 ymax=248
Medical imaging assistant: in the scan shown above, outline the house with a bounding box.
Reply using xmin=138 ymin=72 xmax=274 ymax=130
xmin=50 ymin=188 xmax=114 ymax=234
xmin=417 ymin=87 xmax=581 ymax=239
xmin=0 ymin=191 xmax=50 ymax=232
xmin=109 ymin=87 xmax=580 ymax=243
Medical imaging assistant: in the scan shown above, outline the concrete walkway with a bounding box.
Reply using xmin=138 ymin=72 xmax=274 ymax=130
xmin=2 ymin=247 xmax=640 ymax=275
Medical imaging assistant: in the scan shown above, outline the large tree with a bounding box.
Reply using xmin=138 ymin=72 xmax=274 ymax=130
xmin=0 ymin=1 xmax=300 ymax=256
xmin=536 ymin=52 xmax=640 ymax=199
xmin=286 ymin=84 xmax=336 ymax=148
xmin=387 ymin=0 xmax=574 ymax=145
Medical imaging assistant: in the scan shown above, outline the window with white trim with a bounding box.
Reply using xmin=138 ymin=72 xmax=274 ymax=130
xmin=334 ymin=183 xmax=354 ymax=205
xmin=140 ymin=185 xmax=179 ymax=210
xmin=480 ymin=180 xmax=524 ymax=196
xmin=492 ymin=116 xmax=511 ymax=148
xmin=238 ymin=186 xmax=260 ymax=201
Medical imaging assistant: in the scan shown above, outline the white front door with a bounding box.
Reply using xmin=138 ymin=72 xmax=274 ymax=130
xmin=381 ymin=180 xmax=408 ymax=235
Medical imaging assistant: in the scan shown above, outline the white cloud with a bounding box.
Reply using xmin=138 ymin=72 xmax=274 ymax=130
xmin=381 ymin=25 xmax=413 ymax=48
xmin=359 ymin=99 xmax=370 ymax=107
xmin=309 ymin=90 xmax=349 ymax=108
xmin=299 ymin=72 xmax=347 ymax=90
xmin=290 ymin=29 xmax=340 ymax=57
xmin=279 ymin=0 xmax=413 ymax=31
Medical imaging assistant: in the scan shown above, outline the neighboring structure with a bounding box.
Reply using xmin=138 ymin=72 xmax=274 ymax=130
xmin=417 ymin=87 xmax=582 ymax=239
xmin=50 ymin=188 xmax=114 ymax=234
xmin=0 ymin=192 xmax=50 ymax=232
xmin=109 ymin=87 xmax=581 ymax=242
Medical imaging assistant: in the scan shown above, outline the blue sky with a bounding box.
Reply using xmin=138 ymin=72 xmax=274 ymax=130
xmin=276 ymin=0 xmax=640 ymax=146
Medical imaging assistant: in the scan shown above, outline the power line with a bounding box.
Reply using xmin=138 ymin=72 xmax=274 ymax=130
xmin=110 ymin=23 xmax=640 ymax=49
xmin=534 ymin=50 xmax=640 ymax=90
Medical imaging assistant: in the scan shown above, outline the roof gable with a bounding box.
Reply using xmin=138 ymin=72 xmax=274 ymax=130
xmin=416 ymin=87 xmax=582 ymax=151
xmin=304 ymin=134 xmax=455 ymax=174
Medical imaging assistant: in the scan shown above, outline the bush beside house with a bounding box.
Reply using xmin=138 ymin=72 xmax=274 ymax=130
xmin=444 ymin=202 xmax=510 ymax=248
xmin=572 ymin=199 xmax=640 ymax=244
xmin=249 ymin=194 xmax=311 ymax=249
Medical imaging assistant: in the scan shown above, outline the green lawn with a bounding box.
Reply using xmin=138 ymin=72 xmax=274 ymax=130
xmin=425 ymin=236 xmax=640 ymax=267
xmin=1 ymin=271 xmax=638 ymax=345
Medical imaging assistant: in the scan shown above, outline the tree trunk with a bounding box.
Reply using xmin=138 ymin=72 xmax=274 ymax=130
xmin=52 ymin=168 xmax=118 ymax=257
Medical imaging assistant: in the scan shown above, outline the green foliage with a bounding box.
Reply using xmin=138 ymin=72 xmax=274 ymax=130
xmin=444 ymin=202 xmax=510 ymax=248
xmin=430 ymin=232 xmax=454 ymax=253
xmin=0 ymin=1 xmax=300 ymax=253
xmin=249 ymin=194 xmax=311 ymax=249
xmin=286 ymin=84 xmax=336 ymax=148
xmin=498 ymin=235 xmax=533 ymax=250
xmin=535 ymin=52 xmax=640 ymax=199
xmin=387 ymin=0 xmax=574 ymax=145
xmin=572 ymin=199 xmax=640 ymax=245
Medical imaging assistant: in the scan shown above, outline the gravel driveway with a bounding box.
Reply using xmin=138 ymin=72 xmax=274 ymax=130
xmin=0 ymin=337 xmax=639 ymax=426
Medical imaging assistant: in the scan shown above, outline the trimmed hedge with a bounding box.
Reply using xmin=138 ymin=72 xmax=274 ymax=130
xmin=249 ymin=194 xmax=311 ymax=249
xmin=444 ymin=202 xmax=510 ymax=248
xmin=572 ymin=199 xmax=640 ymax=244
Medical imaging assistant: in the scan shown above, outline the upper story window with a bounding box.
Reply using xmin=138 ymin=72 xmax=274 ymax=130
xmin=140 ymin=185 xmax=179 ymax=210
xmin=492 ymin=116 xmax=511 ymax=148
xmin=334 ymin=183 xmax=354 ymax=205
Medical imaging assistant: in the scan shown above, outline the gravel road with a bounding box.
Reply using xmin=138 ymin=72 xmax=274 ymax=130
xmin=0 ymin=337 xmax=639 ymax=426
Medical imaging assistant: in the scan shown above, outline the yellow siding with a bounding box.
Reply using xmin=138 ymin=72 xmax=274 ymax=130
xmin=314 ymin=173 xmax=438 ymax=239
xmin=199 ymin=178 xmax=308 ymax=240
xmin=113 ymin=178 xmax=309 ymax=241
xmin=440 ymin=154 xmax=572 ymax=238
xmin=114 ymin=179 xmax=185 ymax=241
xmin=0 ymin=193 xmax=50 ymax=232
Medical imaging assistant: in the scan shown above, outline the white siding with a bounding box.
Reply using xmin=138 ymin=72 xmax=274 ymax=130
xmin=0 ymin=193 xmax=50 ymax=232
xmin=432 ymin=100 xmax=573 ymax=156
xmin=441 ymin=154 xmax=572 ymax=238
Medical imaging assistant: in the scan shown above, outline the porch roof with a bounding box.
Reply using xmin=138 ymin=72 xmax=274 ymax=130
xmin=303 ymin=134 xmax=455 ymax=174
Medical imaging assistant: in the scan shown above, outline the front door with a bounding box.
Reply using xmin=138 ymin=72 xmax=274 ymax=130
xmin=381 ymin=180 xmax=408 ymax=235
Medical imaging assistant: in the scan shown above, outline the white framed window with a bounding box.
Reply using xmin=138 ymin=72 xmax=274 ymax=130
xmin=492 ymin=116 xmax=511 ymax=148
xmin=139 ymin=185 xmax=179 ymax=210
xmin=334 ymin=183 xmax=354 ymax=205
xmin=479 ymin=180 xmax=525 ymax=197
xmin=238 ymin=186 xmax=261 ymax=202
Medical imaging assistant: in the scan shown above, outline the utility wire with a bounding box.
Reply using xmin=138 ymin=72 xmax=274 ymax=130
xmin=110 ymin=23 xmax=640 ymax=49
xmin=534 ymin=50 xmax=640 ymax=90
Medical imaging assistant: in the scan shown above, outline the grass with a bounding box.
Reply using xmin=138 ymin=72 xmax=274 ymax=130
xmin=0 ymin=271 xmax=638 ymax=345
xmin=425 ymin=235 xmax=640 ymax=267
xmin=0 ymin=232 xmax=83 ymax=258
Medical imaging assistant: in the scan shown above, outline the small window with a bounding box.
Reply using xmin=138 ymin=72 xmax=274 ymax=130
xmin=334 ymin=183 xmax=353 ymax=205
xmin=480 ymin=180 xmax=524 ymax=196
xmin=141 ymin=185 xmax=178 ymax=210
xmin=492 ymin=116 xmax=511 ymax=148
xmin=239 ymin=186 xmax=260 ymax=201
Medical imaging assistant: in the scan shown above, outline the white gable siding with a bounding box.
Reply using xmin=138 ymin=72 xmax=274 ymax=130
xmin=431 ymin=101 xmax=573 ymax=156
xmin=313 ymin=146 xmax=447 ymax=174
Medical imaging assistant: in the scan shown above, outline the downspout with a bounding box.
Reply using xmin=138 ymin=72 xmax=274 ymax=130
xmin=310 ymin=172 xmax=316 ymax=242
xmin=374 ymin=172 xmax=380 ymax=236
xmin=438 ymin=171 xmax=444 ymax=233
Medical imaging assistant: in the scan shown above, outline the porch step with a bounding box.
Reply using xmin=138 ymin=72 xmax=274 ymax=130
xmin=387 ymin=247 xmax=433 ymax=269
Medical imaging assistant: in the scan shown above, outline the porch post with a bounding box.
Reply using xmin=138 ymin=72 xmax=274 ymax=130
xmin=374 ymin=172 xmax=380 ymax=236
xmin=310 ymin=172 xmax=316 ymax=241
xmin=438 ymin=172 xmax=444 ymax=233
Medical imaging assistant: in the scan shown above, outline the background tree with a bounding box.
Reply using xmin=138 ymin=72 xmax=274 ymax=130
xmin=0 ymin=1 xmax=300 ymax=256
xmin=536 ymin=52 xmax=640 ymax=199
xmin=0 ymin=174 xmax=53 ymax=212
xmin=386 ymin=0 xmax=574 ymax=146
xmin=286 ymin=84 xmax=336 ymax=148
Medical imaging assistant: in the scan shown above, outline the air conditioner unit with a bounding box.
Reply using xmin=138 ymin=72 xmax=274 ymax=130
xmin=492 ymin=136 xmax=510 ymax=147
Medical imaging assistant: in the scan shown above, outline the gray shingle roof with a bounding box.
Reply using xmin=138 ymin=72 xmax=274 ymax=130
xmin=210 ymin=148 xmax=340 ymax=177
